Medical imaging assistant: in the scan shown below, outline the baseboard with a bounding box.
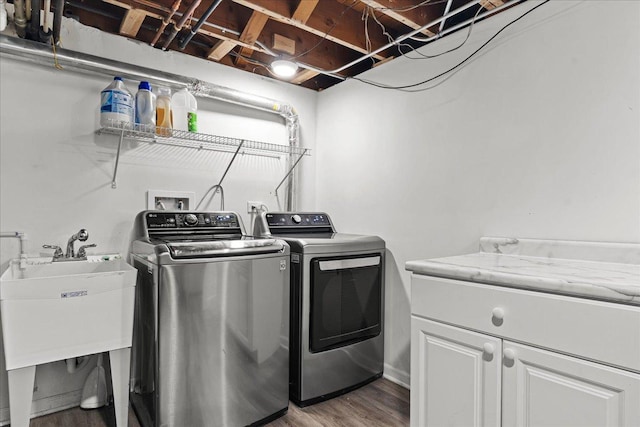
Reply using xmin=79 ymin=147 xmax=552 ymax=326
xmin=0 ymin=389 xmax=83 ymax=426
xmin=383 ymin=363 xmax=410 ymax=389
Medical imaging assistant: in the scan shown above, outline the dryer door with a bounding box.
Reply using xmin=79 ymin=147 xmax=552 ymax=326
xmin=309 ymin=253 xmax=382 ymax=353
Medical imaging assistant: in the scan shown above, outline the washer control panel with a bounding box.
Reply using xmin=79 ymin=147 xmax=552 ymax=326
xmin=265 ymin=212 xmax=332 ymax=228
xmin=146 ymin=212 xmax=239 ymax=229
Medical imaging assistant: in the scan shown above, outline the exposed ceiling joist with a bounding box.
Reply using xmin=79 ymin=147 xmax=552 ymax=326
xmin=119 ymin=8 xmax=147 ymax=37
xmin=103 ymin=0 xmax=268 ymax=54
xmin=239 ymin=10 xmax=270 ymax=45
xmin=62 ymin=0 xmax=524 ymax=90
xmin=289 ymin=68 xmax=319 ymax=84
xmin=207 ymin=39 xmax=237 ymax=60
xmin=480 ymin=0 xmax=506 ymax=10
xmin=232 ymin=0 xmax=389 ymax=61
xmin=291 ymin=0 xmax=319 ymax=24
xmin=103 ymin=0 xmax=162 ymax=18
xmin=359 ymin=0 xmax=436 ymax=37
xmin=234 ymin=10 xmax=270 ymax=66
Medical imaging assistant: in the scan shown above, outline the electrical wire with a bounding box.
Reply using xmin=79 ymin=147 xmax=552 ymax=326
xmin=371 ymin=0 xmax=449 ymax=13
xmin=349 ymin=0 xmax=550 ymax=91
xmin=364 ymin=0 xmax=483 ymax=67
xmin=228 ymin=50 xmax=270 ymax=71
xmin=292 ymin=0 xmax=449 ymax=61
xmin=396 ymin=4 xmax=483 ymax=60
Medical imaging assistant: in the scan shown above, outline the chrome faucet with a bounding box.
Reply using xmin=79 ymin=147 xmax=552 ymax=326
xmin=43 ymin=229 xmax=98 ymax=261
xmin=66 ymin=229 xmax=89 ymax=258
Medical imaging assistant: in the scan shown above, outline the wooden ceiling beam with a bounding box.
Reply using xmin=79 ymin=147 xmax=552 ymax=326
xmin=234 ymin=10 xmax=269 ymax=66
xmin=119 ymin=8 xmax=146 ymax=37
xmin=103 ymin=0 xmax=164 ymax=19
xmin=232 ymin=0 xmax=389 ymax=61
xmin=480 ymin=0 xmax=505 ymax=10
xmin=199 ymin=28 xmax=265 ymax=53
xmin=289 ymin=68 xmax=319 ymax=84
xmin=239 ymin=10 xmax=269 ymax=45
xmin=102 ymin=0 xmax=270 ymax=54
xmin=291 ymin=0 xmax=318 ymax=25
xmin=207 ymin=39 xmax=237 ymax=60
xmin=359 ymin=0 xmax=435 ymax=37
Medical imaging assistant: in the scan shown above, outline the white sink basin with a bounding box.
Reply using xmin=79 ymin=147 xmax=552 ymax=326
xmin=0 ymin=258 xmax=136 ymax=370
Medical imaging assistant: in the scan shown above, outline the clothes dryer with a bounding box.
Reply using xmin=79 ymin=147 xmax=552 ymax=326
xmin=254 ymin=212 xmax=384 ymax=406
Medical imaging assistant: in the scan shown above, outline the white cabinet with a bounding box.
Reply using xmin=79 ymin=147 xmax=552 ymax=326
xmin=410 ymin=275 xmax=640 ymax=427
xmin=411 ymin=317 xmax=501 ymax=427
xmin=502 ymin=341 xmax=640 ymax=427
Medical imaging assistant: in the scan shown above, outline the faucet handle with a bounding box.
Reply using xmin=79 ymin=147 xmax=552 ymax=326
xmin=77 ymin=229 xmax=89 ymax=242
xmin=77 ymin=243 xmax=97 ymax=258
xmin=43 ymin=244 xmax=63 ymax=259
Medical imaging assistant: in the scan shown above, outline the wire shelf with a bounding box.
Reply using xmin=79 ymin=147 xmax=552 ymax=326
xmin=97 ymin=120 xmax=310 ymax=157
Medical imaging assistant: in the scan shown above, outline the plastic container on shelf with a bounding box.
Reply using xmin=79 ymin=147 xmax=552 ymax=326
xmin=100 ymin=77 xmax=134 ymax=127
xmin=171 ymin=88 xmax=198 ymax=133
xmin=134 ymin=81 xmax=156 ymax=131
xmin=156 ymin=87 xmax=173 ymax=136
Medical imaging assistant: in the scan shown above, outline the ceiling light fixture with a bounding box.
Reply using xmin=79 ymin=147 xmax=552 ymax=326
xmin=271 ymin=59 xmax=298 ymax=79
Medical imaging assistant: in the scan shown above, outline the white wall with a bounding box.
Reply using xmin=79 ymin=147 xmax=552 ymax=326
xmin=0 ymin=18 xmax=318 ymax=421
xmin=1 ymin=0 xmax=639 ymax=419
xmin=315 ymin=0 xmax=640 ymax=386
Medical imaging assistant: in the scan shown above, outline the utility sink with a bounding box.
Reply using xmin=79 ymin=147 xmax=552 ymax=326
xmin=0 ymin=258 xmax=136 ymax=370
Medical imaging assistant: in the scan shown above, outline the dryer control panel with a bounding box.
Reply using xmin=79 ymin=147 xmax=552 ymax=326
xmin=259 ymin=212 xmax=335 ymax=236
xmin=266 ymin=213 xmax=331 ymax=227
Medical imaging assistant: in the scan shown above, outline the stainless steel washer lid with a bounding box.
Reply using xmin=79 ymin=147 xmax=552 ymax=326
xmin=166 ymin=238 xmax=285 ymax=258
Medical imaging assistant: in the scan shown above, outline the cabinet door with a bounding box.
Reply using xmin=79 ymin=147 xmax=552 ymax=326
xmin=502 ymin=341 xmax=640 ymax=427
xmin=411 ymin=316 xmax=502 ymax=427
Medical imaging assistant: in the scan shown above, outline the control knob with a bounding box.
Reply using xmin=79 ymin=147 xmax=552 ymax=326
xmin=184 ymin=214 xmax=199 ymax=226
xmin=291 ymin=214 xmax=302 ymax=224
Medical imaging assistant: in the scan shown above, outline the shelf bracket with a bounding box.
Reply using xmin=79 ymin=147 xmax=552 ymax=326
xmin=274 ymin=149 xmax=308 ymax=207
xmin=111 ymin=129 xmax=125 ymax=189
xmin=195 ymin=140 xmax=245 ymax=210
xmin=217 ymin=140 xmax=245 ymax=189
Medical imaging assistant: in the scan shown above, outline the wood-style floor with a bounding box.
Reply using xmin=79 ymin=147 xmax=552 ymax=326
xmin=27 ymin=378 xmax=409 ymax=427
xmin=267 ymin=379 xmax=409 ymax=427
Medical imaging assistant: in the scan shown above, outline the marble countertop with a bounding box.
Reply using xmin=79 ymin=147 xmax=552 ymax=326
xmin=406 ymin=237 xmax=640 ymax=306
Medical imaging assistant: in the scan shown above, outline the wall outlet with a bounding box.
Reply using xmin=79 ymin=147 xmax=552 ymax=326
xmin=247 ymin=201 xmax=265 ymax=213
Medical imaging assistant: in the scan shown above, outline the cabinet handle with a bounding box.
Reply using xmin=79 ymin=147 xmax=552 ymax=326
xmin=492 ymin=307 xmax=505 ymax=320
xmin=482 ymin=343 xmax=495 ymax=356
xmin=491 ymin=307 xmax=505 ymax=326
xmin=503 ymin=348 xmax=516 ymax=367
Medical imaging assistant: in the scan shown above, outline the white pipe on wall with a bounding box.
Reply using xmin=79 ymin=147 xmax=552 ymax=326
xmin=0 ymin=231 xmax=28 ymax=268
xmin=0 ymin=0 xmax=7 ymax=32
xmin=0 ymin=35 xmax=301 ymax=210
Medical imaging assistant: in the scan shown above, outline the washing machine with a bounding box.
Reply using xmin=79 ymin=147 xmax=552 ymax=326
xmin=253 ymin=212 xmax=385 ymax=407
xmin=130 ymin=210 xmax=290 ymax=427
